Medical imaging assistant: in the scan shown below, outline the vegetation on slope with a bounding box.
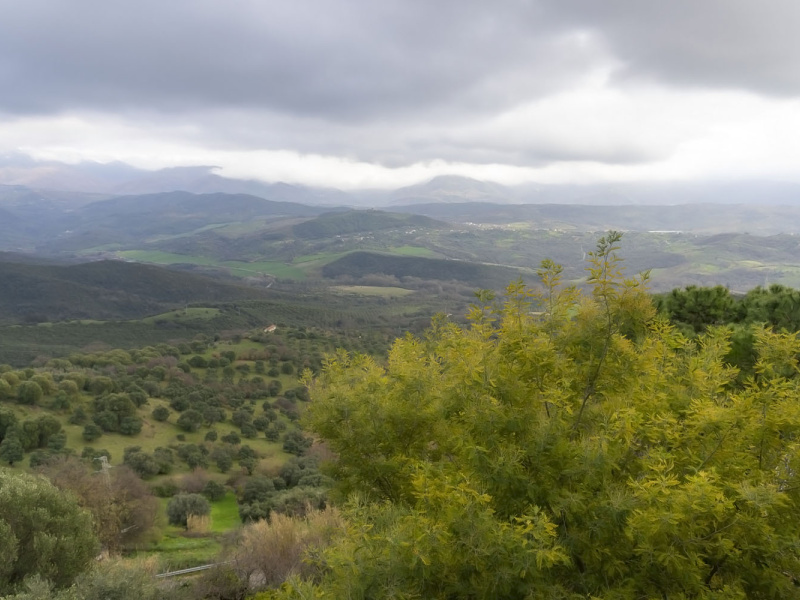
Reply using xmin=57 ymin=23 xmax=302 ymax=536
xmin=0 ymin=259 xmax=269 ymax=324
xmin=321 ymin=251 xmax=527 ymax=289
xmin=292 ymin=210 xmax=443 ymax=239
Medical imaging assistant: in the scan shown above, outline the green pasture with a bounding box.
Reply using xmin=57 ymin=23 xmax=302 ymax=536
xmin=145 ymin=223 xmax=231 ymax=243
xmin=115 ymin=250 xmax=308 ymax=280
xmin=142 ymin=491 xmax=243 ymax=569
xmin=210 ymin=492 xmax=241 ymax=532
xmin=387 ymin=245 xmax=438 ymax=257
xmin=221 ymin=260 xmax=306 ymax=279
xmin=140 ymin=308 xmax=221 ymax=324
xmin=116 ymin=250 xmax=218 ymax=266
xmin=330 ymin=285 xmax=415 ymax=297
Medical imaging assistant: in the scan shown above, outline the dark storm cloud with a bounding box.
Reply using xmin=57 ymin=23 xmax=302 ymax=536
xmin=2 ymin=0 xmax=797 ymax=121
xmin=2 ymin=1 xmax=799 ymax=177
xmin=0 ymin=0 xmax=588 ymax=119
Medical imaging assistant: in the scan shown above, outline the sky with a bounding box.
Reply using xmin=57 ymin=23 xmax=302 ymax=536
xmin=2 ymin=0 xmax=800 ymax=189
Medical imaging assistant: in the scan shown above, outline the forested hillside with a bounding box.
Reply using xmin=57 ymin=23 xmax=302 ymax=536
xmin=0 ymin=260 xmax=267 ymax=324
xmin=321 ymin=251 xmax=526 ymax=289
xmin=5 ymin=234 xmax=800 ymax=599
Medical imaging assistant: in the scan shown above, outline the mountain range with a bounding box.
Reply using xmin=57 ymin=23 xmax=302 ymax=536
xmin=3 ymin=153 xmax=800 ymax=209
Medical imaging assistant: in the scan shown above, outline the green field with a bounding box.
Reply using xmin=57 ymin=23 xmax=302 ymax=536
xmin=292 ymin=251 xmax=351 ymax=264
xmin=210 ymin=491 xmax=242 ymax=532
xmin=140 ymin=308 xmax=221 ymax=324
xmin=115 ymin=251 xmax=307 ymax=280
xmin=388 ymin=245 xmax=439 ymax=257
xmin=330 ymin=285 xmax=415 ymax=297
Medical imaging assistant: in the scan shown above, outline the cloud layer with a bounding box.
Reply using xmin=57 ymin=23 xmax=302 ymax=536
xmin=2 ymin=1 xmax=799 ymax=187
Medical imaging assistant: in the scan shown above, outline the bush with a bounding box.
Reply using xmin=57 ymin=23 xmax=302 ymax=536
xmin=188 ymin=355 xmax=208 ymax=368
xmin=81 ymin=447 xmax=111 ymax=464
xmin=122 ymin=447 xmax=160 ymax=479
xmin=177 ymin=409 xmax=203 ymax=432
xmin=192 ymin=564 xmax=248 ymax=600
xmin=282 ymin=430 xmax=312 ymax=456
xmin=151 ymin=479 xmax=180 ymax=498
xmin=81 ymin=423 xmax=103 ymax=442
xmin=70 ymin=558 xmax=162 ymax=600
xmin=234 ymin=507 xmax=343 ymax=590
xmin=203 ymin=480 xmax=227 ymax=502
xmin=68 ymin=407 xmax=88 ymax=425
xmin=118 ymin=416 xmax=143 ymax=436
xmin=0 ymin=471 xmax=98 ymax=591
xmin=151 ymin=406 xmax=170 ymax=422
xmin=242 ymin=476 xmax=275 ymax=504
xmin=222 ymin=432 xmax=241 ymax=445
xmin=166 ymin=493 xmax=210 ymax=528
xmin=231 ymin=409 xmax=253 ymax=428
xmin=176 ymin=444 xmax=209 ymax=469
xmin=181 ymin=469 xmax=210 ymax=494
xmin=16 ymin=381 xmax=43 ymax=405
xmin=265 ymin=425 xmax=281 ymax=442
xmin=271 ymin=487 xmax=327 ymax=518
xmin=212 ymin=447 xmax=234 ymax=473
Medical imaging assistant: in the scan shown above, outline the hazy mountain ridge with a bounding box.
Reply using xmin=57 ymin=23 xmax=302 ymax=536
xmin=3 ymin=155 xmax=800 ymax=210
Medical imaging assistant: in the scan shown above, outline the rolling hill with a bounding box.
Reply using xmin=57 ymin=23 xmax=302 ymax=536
xmin=0 ymin=259 xmax=267 ymax=324
xmin=292 ymin=210 xmax=445 ymax=239
xmin=321 ymin=251 xmax=527 ymax=289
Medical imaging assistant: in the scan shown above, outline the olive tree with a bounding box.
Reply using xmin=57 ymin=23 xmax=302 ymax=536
xmin=0 ymin=471 xmax=97 ymax=593
xmin=166 ymin=493 xmax=210 ymax=528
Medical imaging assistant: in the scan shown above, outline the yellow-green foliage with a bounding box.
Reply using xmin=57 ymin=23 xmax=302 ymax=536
xmin=273 ymin=233 xmax=800 ymax=599
xmin=236 ymin=507 xmax=343 ymax=590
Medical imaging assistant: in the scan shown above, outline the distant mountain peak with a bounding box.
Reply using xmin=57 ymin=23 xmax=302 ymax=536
xmin=389 ymin=174 xmax=515 ymax=205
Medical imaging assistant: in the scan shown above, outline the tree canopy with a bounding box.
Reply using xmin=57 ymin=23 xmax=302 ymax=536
xmin=0 ymin=471 xmax=97 ymax=593
xmin=271 ymin=233 xmax=800 ymax=599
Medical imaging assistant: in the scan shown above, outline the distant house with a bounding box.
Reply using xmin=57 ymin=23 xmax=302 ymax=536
xmin=263 ymin=324 xmax=277 ymax=333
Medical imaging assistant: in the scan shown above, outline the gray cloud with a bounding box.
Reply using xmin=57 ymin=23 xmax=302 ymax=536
xmin=0 ymin=1 xmax=586 ymax=119
xmin=544 ymin=1 xmax=800 ymax=95
xmin=2 ymin=1 xmax=800 ymax=178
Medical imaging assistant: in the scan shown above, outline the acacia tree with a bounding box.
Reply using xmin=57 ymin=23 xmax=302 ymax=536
xmin=271 ymin=233 xmax=800 ymax=599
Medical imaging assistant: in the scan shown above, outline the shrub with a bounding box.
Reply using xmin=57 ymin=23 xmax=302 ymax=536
xmin=222 ymin=432 xmax=241 ymax=445
xmin=203 ymin=480 xmax=227 ymax=502
xmin=70 ymin=558 xmax=162 ymax=600
xmin=234 ymin=507 xmax=343 ymax=590
xmin=282 ymin=430 xmax=312 ymax=456
xmin=166 ymin=493 xmax=210 ymax=528
xmin=151 ymin=479 xmax=179 ymax=498
xmin=192 ymin=564 xmax=249 ymax=600
xmin=0 ymin=470 xmax=98 ymax=590
xmin=81 ymin=424 xmax=103 ymax=442
xmin=151 ymin=406 xmax=170 ymax=422
xmin=177 ymin=409 xmax=203 ymax=432
xmin=181 ymin=469 xmax=210 ymax=494
xmin=122 ymin=447 xmax=160 ymax=479
xmin=16 ymin=381 xmax=43 ymax=405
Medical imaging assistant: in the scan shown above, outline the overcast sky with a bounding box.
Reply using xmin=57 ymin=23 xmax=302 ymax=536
xmin=2 ymin=0 xmax=800 ymax=189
